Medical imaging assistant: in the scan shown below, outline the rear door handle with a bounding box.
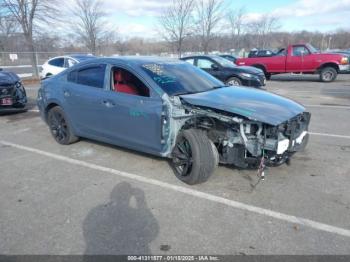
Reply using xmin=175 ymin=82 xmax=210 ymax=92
xmin=102 ymin=100 xmax=116 ymax=108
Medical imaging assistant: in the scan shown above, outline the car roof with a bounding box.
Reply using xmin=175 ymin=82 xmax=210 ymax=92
xmin=69 ymin=54 xmax=96 ymax=62
xmin=76 ymin=56 xmax=186 ymax=66
xmin=182 ymin=55 xmax=221 ymax=59
xmin=47 ymin=54 xmax=95 ymax=62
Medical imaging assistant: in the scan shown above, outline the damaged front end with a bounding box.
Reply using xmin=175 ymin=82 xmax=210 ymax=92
xmin=216 ymin=112 xmax=311 ymax=168
xmin=0 ymin=71 xmax=27 ymax=109
xmin=164 ymin=95 xmax=311 ymax=169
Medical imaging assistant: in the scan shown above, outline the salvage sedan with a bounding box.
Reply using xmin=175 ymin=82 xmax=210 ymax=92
xmin=37 ymin=57 xmax=310 ymax=185
xmin=0 ymin=69 xmax=27 ymax=111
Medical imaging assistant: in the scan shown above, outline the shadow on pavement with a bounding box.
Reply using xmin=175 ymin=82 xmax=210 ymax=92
xmin=83 ymin=182 xmax=159 ymax=256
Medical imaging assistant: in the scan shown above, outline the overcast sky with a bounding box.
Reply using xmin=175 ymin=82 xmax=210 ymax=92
xmin=66 ymin=0 xmax=350 ymax=38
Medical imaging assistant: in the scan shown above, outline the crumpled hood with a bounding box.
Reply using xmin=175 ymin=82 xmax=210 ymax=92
xmin=0 ymin=71 xmax=19 ymax=86
xmin=180 ymin=87 xmax=306 ymax=126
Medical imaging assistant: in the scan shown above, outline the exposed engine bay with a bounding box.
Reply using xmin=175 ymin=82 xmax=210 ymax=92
xmin=164 ymin=95 xmax=311 ymax=168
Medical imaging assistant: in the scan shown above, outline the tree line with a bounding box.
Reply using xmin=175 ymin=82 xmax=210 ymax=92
xmin=0 ymin=0 xmax=350 ymax=76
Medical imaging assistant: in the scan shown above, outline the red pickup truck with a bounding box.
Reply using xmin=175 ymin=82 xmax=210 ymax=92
xmin=236 ymin=44 xmax=350 ymax=82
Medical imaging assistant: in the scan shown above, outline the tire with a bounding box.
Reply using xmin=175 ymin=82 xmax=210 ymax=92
xmin=225 ymin=77 xmax=242 ymax=86
xmin=47 ymin=106 xmax=79 ymax=145
xmin=171 ymin=129 xmax=217 ymax=185
xmin=319 ymin=67 xmax=337 ymax=82
xmin=253 ymin=65 xmax=270 ymax=80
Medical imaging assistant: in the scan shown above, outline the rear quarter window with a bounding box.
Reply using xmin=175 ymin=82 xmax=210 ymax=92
xmin=48 ymin=58 xmax=64 ymax=67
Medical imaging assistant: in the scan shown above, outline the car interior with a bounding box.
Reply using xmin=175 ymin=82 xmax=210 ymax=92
xmin=112 ymin=68 xmax=150 ymax=97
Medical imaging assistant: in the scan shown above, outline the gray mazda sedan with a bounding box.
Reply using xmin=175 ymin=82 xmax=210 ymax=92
xmin=37 ymin=57 xmax=310 ymax=185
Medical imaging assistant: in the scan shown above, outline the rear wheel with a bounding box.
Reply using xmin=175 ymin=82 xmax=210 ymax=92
xmin=319 ymin=67 xmax=337 ymax=82
xmin=171 ymin=129 xmax=217 ymax=185
xmin=47 ymin=106 xmax=78 ymax=145
xmin=225 ymin=77 xmax=242 ymax=86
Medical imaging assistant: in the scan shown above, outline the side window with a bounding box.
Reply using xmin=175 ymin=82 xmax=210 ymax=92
xmin=76 ymin=65 xmax=106 ymax=88
xmin=184 ymin=59 xmax=195 ymax=65
xmin=197 ymin=59 xmax=215 ymax=69
xmin=112 ymin=68 xmax=150 ymax=97
xmin=292 ymin=46 xmax=310 ymax=56
xmin=65 ymin=58 xmax=78 ymax=68
xmin=48 ymin=58 xmax=65 ymax=67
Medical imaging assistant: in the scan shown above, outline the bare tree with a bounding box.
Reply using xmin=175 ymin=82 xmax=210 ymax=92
xmin=72 ymin=0 xmax=108 ymax=54
xmin=1 ymin=0 xmax=58 ymax=77
xmin=247 ymin=14 xmax=280 ymax=48
xmin=227 ymin=7 xmax=245 ymax=50
xmin=158 ymin=0 xmax=195 ymax=58
xmin=0 ymin=14 xmax=19 ymax=51
xmin=196 ymin=0 xmax=225 ymax=54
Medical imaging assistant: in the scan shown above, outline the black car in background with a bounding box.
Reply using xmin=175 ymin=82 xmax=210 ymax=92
xmin=181 ymin=55 xmax=266 ymax=88
xmin=0 ymin=69 xmax=27 ymax=111
xmin=219 ymin=54 xmax=238 ymax=64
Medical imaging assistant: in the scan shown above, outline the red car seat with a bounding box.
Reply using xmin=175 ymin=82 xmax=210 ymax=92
xmin=114 ymin=70 xmax=140 ymax=95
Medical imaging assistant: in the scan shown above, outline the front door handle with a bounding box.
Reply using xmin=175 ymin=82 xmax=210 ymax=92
xmin=102 ymin=100 xmax=115 ymax=108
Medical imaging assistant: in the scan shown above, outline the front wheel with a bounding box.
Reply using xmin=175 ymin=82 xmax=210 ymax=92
xmin=225 ymin=77 xmax=242 ymax=86
xmin=319 ymin=67 xmax=337 ymax=82
xmin=171 ymin=129 xmax=218 ymax=185
xmin=48 ymin=106 xmax=79 ymax=145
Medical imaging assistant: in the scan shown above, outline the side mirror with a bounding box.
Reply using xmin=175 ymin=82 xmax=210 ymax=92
xmin=211 ymin=64 xmax=219 ymax=70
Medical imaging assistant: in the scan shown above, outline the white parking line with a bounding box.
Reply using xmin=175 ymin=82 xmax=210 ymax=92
xmin=1 ymin=140 xmax=350 ymax=238
xmin=309 ymin=132 xmax=350 ymax=139
xmin=305 ymin=104 xmax=350 ymax=109
xmin=27 ymin=109 xmax=39 ymax=112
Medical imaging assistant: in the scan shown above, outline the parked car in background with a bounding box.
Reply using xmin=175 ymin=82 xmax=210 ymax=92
xmin=248 ymin=49 xmax=276 ymax=58
xmin=37 ymin=57 xmax=310 ymax=185
xmin=0 ymin=69 xmax=27 ymax=111
xmin=181 ymin=55 xmax=266 ymax=88
xmin=40 ymin=54 xmax=95 ymax=79
xmin=236 ymin=44 xmax=350 ymax=81
xmin=219 ymin=54 xmax=238 ymax=64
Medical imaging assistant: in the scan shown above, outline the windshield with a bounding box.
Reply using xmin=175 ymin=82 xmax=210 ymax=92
xmin=141 ymin=62 xmax=224 ymax=96
xmin=211 ymin=56 xmax=236 ymax=68
xmin=306 ymin=44 xmax=318 ymax=53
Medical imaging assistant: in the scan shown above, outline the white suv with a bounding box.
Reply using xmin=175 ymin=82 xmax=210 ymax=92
xmin=40 ymin=55 xmax=95 ymax=78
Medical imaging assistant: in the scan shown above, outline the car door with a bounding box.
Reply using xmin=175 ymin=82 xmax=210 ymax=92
xmin=286 ymin=45 xmax=310 ymax=72
xmin=100 ymin=65 xmax=164 ymax=154
xmin=196 ymin=58 xmax=223 ymax=81
xmin=64 ymin=64 xmax=112 ymax=138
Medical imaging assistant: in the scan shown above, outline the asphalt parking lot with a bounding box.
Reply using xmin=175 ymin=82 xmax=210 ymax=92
xmin=1 ymin=74 xmax=350 ymax=255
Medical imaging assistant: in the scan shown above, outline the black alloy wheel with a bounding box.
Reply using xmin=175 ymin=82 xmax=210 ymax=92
xmin=172 ymin=136 xmax=193 ymax=177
